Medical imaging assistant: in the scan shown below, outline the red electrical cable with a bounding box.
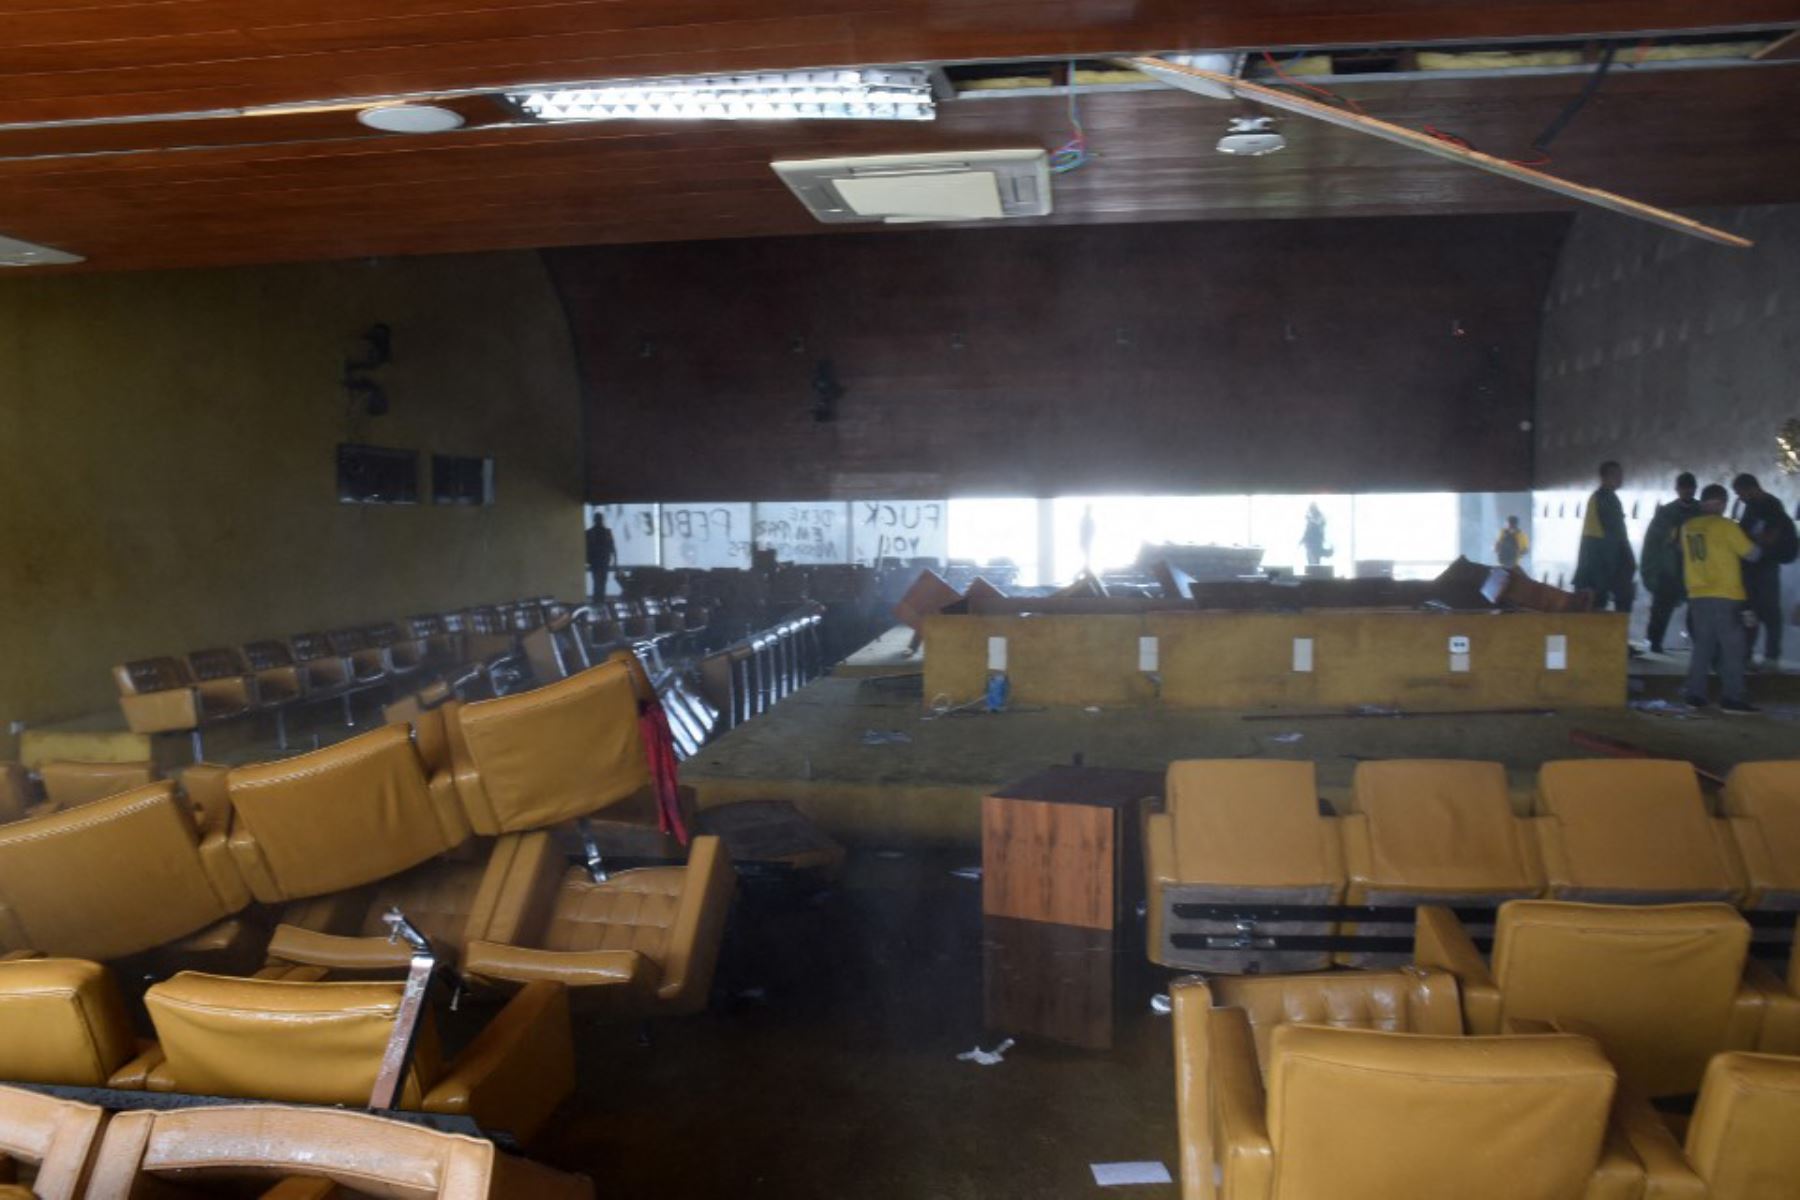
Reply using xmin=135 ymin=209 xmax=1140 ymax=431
xmin=1259 ymin=50 xmax=1367 ymax=115
xmin=638 ymin=697 xmax=689 ymax=846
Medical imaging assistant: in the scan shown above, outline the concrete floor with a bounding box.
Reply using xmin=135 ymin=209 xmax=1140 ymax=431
xmin=535 ymin=850 xmax=1178 ymax=1200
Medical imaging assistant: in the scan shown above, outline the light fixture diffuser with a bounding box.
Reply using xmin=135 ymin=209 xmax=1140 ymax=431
xmin=509 ymin=68 xmax=935 ymax=123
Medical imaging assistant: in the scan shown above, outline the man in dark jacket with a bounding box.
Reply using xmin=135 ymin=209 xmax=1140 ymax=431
xmin=586 ymin=512 xmax=617 ymax=600
xmin=1573 ymin=461 xmax=1636 ymax=613
xmin=1732 ymin=473 xmax=1797 ymax=668
xmin=1640 ymin=472 xmax=1700 ymax=654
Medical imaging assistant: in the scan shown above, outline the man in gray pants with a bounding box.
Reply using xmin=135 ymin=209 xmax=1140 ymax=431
xmin=1680 ymin=484 xmax=1762 ymax=714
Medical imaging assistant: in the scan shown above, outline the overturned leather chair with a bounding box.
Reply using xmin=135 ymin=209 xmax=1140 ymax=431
xmin=1183 ymin=1018 xmax=1620 ymax=1200
xmin=1146 ymin=761 xmax=1342 ymax=974
xmin=0 ymin=1085 xmax=107 ymax=1200
xmin=84 ymin=1103 xmax=592 ymax=1200
xmin=0 ymin=956 xmax=138 ymax=1087
xmin=267 ymin=663 xmax=736 ymax=1017
xmin=1338 ymin=759 xmax=1544 ymax=965
xmin=1533 ymin=760 xmax=1745 ymax=903
xmin=0 ymin=782 xmax=249 ymax=961
xmin=1415 ymin=899 xmax=1799 ymax=1097
xmin=1680 ymin=1050 xmax=1800 ymax=1199
xmin=1722 ymin=761 xmax=1800 ymax=911
xmin=37 ymin=760 xmax=159 ymax=812
xmin=117 ymin=971 xmax=573 ymax=1145
xmin=223 ymin=724 xmax=471 ymax=907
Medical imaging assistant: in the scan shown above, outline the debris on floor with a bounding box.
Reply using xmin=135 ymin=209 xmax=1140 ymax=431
xmin=861 ymin=728 xmax=913 ymax=745
xmin=1264 ymin=731 xmax=1304 ymax=744
xmin=956 ymin=1038 xmax=1016 ymax=1066
xmin=1630 ymin=698 xmax=1694 ymax=717
xmin=1091 ymin=1161 xmax=1174 ymax=1187
xmin=1149 ymin=993 xmax=1172 ymax=1015
xmin=948 ymin=866 xmax=982 ymax=881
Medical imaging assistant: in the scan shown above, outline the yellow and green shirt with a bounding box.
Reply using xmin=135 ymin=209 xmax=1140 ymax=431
xmin=1681 ymin=515 xmax=1756 ymax=601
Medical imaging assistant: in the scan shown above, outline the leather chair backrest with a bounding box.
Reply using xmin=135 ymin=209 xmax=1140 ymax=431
xmin=409 ymin=614 xmax=444 ymax=638
xmin=144 ymin=972 xmax=442 ymax=1108
xmin=1351 ymin=759 xmax=1535 ymax=890
xmin=1685 ymin=1051 xmax=1800 ymax=1199
xmin=113 ymin=657 xmax=190 ymax=696
xmin=0 ymin=1085 xmax=106 ymax=1200
xmin=287 ymin=633 xmax=335 ymax=663
xmin=1211 ymin=967 xmax=1463 ymax=1071
xmin=363 ymin=623 xmax=403 ymax=646
xmin=447 ymin=661 xmax=651 ymax=836
xmin=241 ymin=640 xmax=296 ymax=671
xmin=1722 ymin=761 xmax=1800 ymax=894
xmin=1165 ymin=760 xmax=1332 ymax=886
xmin=327 ymin=628 xmax=373 ymax=653
xmin=0 ymin=958 xmax=137 ymax=1086
xmin=0 ymin=784 xmax=248 ymax=961
xmin=1492 ymin=900 xmax=1749 ymax=1097
xmin=1536 ymin=759 xmax=1733 ymax=893
xmin=466 ymin=609 xmax=503 ymax=635
xmin=38 ymin=761 xmax=158 ymax=810
xmin=225 ymin=725 xmax=470 ymax=904
xmin=186 ymin=648 xmax=248 ymax=682
xmin=1265 ymin=1025 xmax=1615 ymax=1200
xmin=82 ymin=1105 xmax=562 ymax=1200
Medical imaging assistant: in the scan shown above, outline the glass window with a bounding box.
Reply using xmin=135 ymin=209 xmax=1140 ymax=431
xmin=659 ymin=503 xmax=752 ymax=569
xmin=850 ymin=500 xmax=948 ymax=565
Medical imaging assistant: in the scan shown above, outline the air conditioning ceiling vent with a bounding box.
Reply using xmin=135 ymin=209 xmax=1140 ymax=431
xmin=771 ymin=150 xmax=1051 ymax=224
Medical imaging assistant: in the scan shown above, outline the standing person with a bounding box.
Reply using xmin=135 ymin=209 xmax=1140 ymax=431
xmin=1640 ymin=472 xmax=1701 ymax=654
xmin=1494 ymin=516 xmax=1529 ymax=569
xmin=1299 ymin=503 xmax=1331 ymax=568
xmin=585 ymin=511 xmax=617 ymax=600
xmin=1680 ymin=484 xmax=1762 ymax=714
xmin=1731 ymin=473 xmax=1797 ymax=669
xmin=1079 ymin=503 xmax=1097 ymax=574
xmin=1573 ymin=461 xmax=1636 ymax=612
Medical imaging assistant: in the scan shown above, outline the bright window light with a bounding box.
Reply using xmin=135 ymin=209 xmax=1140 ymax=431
xmin=511 ymin=69 xmax=935 ymax=123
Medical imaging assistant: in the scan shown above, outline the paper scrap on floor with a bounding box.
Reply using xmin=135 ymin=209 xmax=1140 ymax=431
xmin=1091 ymin=1161 xmax=1173 ymax=1187
xmin=956 ymin=1038 xmax=1015 ymax=1066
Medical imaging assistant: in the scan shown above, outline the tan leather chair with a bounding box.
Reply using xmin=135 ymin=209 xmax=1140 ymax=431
xmin=114 ymin=657 xmax=248 ymax=757
xmin=1145 ymin=760 xmax=1343 ymax=973
xmin=0 ymin=783 xmax=249 ymax=961
xmin=364 ymin=622 xmax=427 ymax=675
xmin=0 ymin=957 xmax=138 ymax=1086
xmin=325 ymin=628 xmax=391 ymax=684
xmin=1721 ymin=761 xmax=1800 ymax=910
xmin=185 ymin=647 xmax=259 ymax=715
xmin=408 ymin=614 xmax=465 ymax=669
xmin=119 ymin=972 xmax=573 ymax=1145
xmin=1339 ymin=759 xmax=1544 ymax=964
xmin=242 ymin=639 xmax=310 ymax=706
xmin=37 ymin=760 xmax=158 ymax=812
xmin=1187 ymin=1019 xmax=1621 ymax=1200
xmin=224 ymin=724 xmax=471 ymax=905
xmin=84 ymin=1104 xmax=592 ymax=1200
xmin=1533 ymin=760 xmax=1745 ymax=903
xmin=0 ymin=1085 xmax=106 ymax=1200
xmin=1683 ymin=1051 xmax=1800 ymax=1199
xmin=1416 ymin=900 xmax=1799 ymax=1097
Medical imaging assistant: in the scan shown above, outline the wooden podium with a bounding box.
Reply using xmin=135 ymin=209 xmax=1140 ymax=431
xmin=980 ymin=766 xmax=1159 ymax=1049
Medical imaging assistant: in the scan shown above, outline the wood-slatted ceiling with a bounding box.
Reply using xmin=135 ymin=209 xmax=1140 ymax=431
xmin=0 ymin=1 xmax=1796 ymax=272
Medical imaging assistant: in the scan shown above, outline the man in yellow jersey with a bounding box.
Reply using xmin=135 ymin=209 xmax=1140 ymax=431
xmin=1681 ymin=484 xmax=1762 ymax=714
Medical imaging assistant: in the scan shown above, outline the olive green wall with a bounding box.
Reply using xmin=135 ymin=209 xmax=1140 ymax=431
xmin=0 ymin=252 xmax=586 ymax=738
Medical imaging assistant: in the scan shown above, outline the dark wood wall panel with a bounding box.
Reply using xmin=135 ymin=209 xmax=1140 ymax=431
xmin=0 ymin=2 xmax=1789 ymax=124
xmin=555 ymin=215 xmax=1566 ymax=501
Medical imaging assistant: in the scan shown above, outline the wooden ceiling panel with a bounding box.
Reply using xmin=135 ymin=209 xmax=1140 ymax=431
xmin=0 ymin=59 xmax=1795 ymax=272
xmin=0 ymin=1 xmax=1793 ymax=125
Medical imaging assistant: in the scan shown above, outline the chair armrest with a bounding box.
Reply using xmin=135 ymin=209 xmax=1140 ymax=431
xmin=178 ymin=764 xmax=233 ymax=837
xmin=1726 ymin=818 xmax=1778 ymax=908
xmin=1338 ymin=813 xmax=1373 ymax=902
xmin=1742 ymin=956 xmax=1800 ymax=1054
xmin=462 ymin=941 xmax=659 ymax=993
xmin=1170 ymin=977 xmax=1218 ymax=1200
xmin=107 ymin=1043 xmax=165 ymax=1090
xmin=118 ymin=689 xmax=200 ymax=735
xmin=427 ymin=981 xmax=575 ymax=1145
xmin=657 ymin=836 xmax=735 ymax=1011
xmin=1209 ymin=1007 xmax=1273 ymax=1200
xmin=1610 ymin=1087 xmax=1706 ymax=1199
xmin=1707 ymin=818 xmax=1749 ymax=904
xmin=196 ymin=829 xmax=251 ymax=911
xmin=1414 ymin=905 xmax=1499 ymax=1034
xmin=1527 ymin=816 xmax=1574 ymax=894
xmin=265 ymin=924 xmax=419 ymax=972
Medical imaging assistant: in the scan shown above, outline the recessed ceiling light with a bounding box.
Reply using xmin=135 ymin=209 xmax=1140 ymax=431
xmin=356 ymin=104 xmax=466 ymax=134
xmin=0 ymin=233 xmax=82 ymax=267
xmin=1216 ymin=115 xmax=1286 ymax=156
xmin=509 ymin=68 xmax=935 ymax=123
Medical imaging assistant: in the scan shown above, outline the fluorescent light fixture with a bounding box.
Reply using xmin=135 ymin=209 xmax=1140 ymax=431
xmin=0 ymin=233 xmax=82 ymax=267
xmin=510 ymin=68 xmax=935 ymax=123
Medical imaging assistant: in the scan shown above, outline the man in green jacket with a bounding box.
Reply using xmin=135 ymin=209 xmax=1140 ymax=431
xmin=1640 ymin=472 xmax=1700 ymax=654
xmin=1573 ymin=460 xmax=1636 ymax=613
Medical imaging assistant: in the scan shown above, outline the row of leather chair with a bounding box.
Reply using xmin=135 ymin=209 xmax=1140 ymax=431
xmin=697 ymin=605 xmax=827 ymax=730
xmin=0 ymin=760 xmax=158 ymax=826
xmin=0 ymin=1085 xmax=589 ymax=1199
xmin=1172 ymin=898 xmax=1800 ymax=1199
xmin=110 ymin=597 xmax=575 ymax=757
xmin=1146 ymin=756 xmax=1800 ymax=973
